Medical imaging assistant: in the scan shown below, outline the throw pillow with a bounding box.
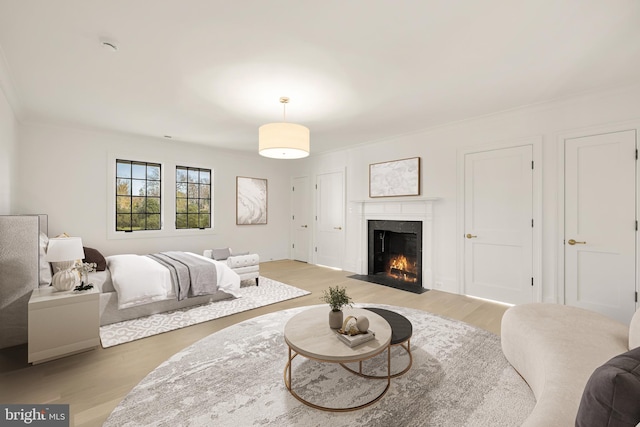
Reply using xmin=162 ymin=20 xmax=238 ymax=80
xmin=576 ymin=346 xmax=640 ymax=427
xmin=83 ymin=247 xmax=107 ymax=271
xmin=211 ymin=248 xmax=231 ymax=261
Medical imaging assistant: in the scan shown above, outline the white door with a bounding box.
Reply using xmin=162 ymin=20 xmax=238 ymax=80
xmin=464 ymin=145 xmax=534 ymax=305
xmin=564 ymin=130 xmax=637 ymax=324
xmin=315 ymin=171 xmax=344 ymax=269
xmin=291 ymin=176 xmax=310 ymax=262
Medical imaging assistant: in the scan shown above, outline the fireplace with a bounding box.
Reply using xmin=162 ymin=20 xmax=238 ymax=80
xmin=364 ymin=220 xmax=425 ymax=293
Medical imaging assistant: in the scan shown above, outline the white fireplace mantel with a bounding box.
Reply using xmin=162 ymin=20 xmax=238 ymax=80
xmin=350 ymin=197 xmax=440 ymax=289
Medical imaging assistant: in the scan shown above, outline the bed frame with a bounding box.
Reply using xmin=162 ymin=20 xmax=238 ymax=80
xmin=94 ymin=268 xmax=235 ymax=326
xmin=0 ymin=214 xmax=47 ymax=349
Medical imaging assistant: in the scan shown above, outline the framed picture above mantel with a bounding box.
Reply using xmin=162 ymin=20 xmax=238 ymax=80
xmin=369 ymin=157 xmax=421 ymax=198
xmin=236 ymin=176 xmax=268 ymax=225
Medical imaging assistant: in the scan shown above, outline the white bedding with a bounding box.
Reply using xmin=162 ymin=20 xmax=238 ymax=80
xmin=106 ymin=252 xmax=241 ymax=309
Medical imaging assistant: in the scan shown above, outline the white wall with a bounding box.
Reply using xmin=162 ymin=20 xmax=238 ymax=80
xmin=0 ymin=84 xmax=17 ymax=214
xmin=292 ymin=83 xmax=640 ymax=303
xmin=15 ymin=123 xmax=293 ymax=260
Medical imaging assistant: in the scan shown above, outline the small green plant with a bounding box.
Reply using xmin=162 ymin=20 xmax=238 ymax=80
xmin=321 ymin=285 xmax=353 ymax=312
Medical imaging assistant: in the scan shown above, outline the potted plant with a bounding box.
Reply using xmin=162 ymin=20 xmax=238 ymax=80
xmin=321 ymin=285 xmax=353 ymax=329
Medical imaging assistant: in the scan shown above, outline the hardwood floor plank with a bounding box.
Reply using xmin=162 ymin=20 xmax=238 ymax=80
xmin=0 ymin=260 xmax=509 ymax=426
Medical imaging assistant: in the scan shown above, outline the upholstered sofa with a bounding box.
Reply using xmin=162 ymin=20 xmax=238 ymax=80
xmin=501 ymin=303 xmax=640 ymax=427
xmin=203 ymin=248 xmax=260 ymax=285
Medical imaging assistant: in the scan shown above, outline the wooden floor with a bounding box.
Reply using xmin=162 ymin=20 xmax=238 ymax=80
xmin=0 ymin=260 xmax=510 ymax=427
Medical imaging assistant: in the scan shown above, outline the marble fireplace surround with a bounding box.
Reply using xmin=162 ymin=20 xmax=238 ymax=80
xmin=351 ymin=198 xmax=439 ymax=290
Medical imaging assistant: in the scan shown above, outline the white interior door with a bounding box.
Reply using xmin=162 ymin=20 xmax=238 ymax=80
xmin=564 ymin=130 xmax=637 ymax=324
xmin=291 ymin=176 xmax=310 ymax=262
xmin=315 ymin=171 xmax=344 ymax=269
xmin=464 ymin=145 xmax=534 ymax=305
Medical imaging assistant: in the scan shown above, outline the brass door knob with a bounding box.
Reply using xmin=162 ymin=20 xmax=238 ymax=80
xmin=466 ymin=234 xmax=477 ymax=239
xmin=567 ymin=239 xmax=586 ymax=245
xmin=334 ymin=226 xmax=342 ymax=230
xmin=301 ymin=225 xmax=308 ymax=228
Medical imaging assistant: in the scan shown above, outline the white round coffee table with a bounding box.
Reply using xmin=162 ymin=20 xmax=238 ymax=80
xmin=283 ymin=306 xmax=392 ymax=412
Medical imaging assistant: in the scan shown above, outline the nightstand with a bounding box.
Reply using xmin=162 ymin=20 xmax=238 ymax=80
xmin=28 ymin=286 xmax=100 ymax=364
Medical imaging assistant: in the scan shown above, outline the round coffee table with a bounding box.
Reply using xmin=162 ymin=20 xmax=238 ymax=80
xmin=341 ymin=307 xmax=413 ymax=378
xmin=283 ymin=306 xmax=392 ymax=412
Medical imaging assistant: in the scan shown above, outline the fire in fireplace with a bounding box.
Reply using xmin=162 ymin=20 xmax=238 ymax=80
xmin=388 ymin=254 xmax=417 ymax=282
xmin=364 ymin=220 xmax=425 ymax=293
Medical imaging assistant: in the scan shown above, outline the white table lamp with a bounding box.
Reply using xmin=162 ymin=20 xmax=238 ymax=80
xmin=45 ymin=237 xmax=85 ymax=291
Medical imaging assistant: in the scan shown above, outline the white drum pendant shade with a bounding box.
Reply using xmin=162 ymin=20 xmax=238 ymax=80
xmin=259 ymin=122 xmax=310 ymax=159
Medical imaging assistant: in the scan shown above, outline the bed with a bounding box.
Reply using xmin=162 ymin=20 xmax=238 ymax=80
xmin=89 ymin=252 xmax=241 ymax=326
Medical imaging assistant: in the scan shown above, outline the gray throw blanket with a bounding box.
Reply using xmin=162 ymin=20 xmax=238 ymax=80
xmin=147 ymin=252 xmax=218 ymax=300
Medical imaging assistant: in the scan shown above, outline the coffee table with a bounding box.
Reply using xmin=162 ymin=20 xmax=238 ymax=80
xmin=341 ymin=307 xmax=413 ymax=378
xmin=283 ymin=306 xmax=392 ymax=412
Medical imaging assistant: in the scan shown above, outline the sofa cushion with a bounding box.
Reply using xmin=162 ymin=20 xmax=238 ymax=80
xmin=576 ymin=346 xmax=640 ymax=427
xmin=211 ymin=248 xmax=231 ymax=261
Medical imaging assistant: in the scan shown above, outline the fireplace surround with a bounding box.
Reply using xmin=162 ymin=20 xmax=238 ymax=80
xmin=350 ymin=198 xmax=438 ymax=293
xmin=368 ymin=220 xmax=423 ymax=291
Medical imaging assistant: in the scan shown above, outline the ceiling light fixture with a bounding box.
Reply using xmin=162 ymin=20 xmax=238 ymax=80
xmin=259 ymin=97 xmax=309 ymax=159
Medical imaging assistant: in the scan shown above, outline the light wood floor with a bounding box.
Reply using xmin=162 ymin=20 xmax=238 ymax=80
xmin=0 ymin=260 xmax=509 ymax=427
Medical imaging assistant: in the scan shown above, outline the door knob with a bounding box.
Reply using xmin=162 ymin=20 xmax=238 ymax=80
xmin=466 ymin=234 xmax=477 ymax=239
xmin=567 ymin=239 xmax=586 ymax=245
xmin=334 ymin=226 xmax=342 ymax=230
xmin=301 ymin=225 xmax=308 ymax=228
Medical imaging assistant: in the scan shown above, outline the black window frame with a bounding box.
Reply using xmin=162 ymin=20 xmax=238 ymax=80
xmin=115 ymin=159 xmax=162 ymax=232
xmin=175 ymin=166 xmax=212 ymax=230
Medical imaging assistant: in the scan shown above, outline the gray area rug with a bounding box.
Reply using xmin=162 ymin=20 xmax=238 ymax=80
xmin=105 ymin=304 xmax=535 ymax=426
xmin=99 ymin=277 xmax=310 ymax=347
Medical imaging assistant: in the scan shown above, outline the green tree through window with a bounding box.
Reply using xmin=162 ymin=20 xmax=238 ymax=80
xmin=176 ymin=166 xmax=212 ymax=229
xmin=116 ymin=160 xmax=161 ymax=231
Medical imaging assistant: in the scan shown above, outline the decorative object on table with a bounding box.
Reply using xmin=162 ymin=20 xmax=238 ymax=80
xmin=320 ymin=285 xmax=353 ymax=329
xmin=336 ymin=315 xmax=375 ymax=347
xmin=45 ymin=237 xmax=85 ymax=291
xmin=258 ymin=96 xmax=310 ymax=159
xmin=369 ymin=156 xmax=420 ymax=198
xmin=236 ymin=176 xmax=268 ymax=225
xmin=74 ymin=261 xmax=97 ymax=287
xmin=74 ymin=283 xmax=94 ymax=292
xmin=335 ymin=328 xmax=375 ymax=348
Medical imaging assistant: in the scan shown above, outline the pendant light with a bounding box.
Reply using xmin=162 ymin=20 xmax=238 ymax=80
xmin=259 ymin=97 xmax=310 ymax=159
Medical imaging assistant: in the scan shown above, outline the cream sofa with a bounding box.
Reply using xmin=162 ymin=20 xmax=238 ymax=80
xmin=501 ymin=303 xmax=640 ymax=427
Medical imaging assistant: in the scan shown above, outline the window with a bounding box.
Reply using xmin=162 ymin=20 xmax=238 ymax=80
xmin=176 ymin=166 xmax=211 ymax=229
xmin=115 ymin=160 xmax=161 ymax=231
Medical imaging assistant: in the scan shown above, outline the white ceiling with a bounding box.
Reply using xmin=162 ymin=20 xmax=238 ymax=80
xmin=1 ymin=0 xmax=639 ymax=155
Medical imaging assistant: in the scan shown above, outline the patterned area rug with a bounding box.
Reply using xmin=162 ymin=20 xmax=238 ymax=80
xmin=99 ymin=277 xmax=310 ymax=347
xmin=104 ymin=304 xmax=535 ymax=426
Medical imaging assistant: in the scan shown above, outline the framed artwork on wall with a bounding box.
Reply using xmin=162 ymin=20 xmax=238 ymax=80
xmin=369 ymin=157 xmax=421 ymax=198
xmin=236 ymin=176 xmax=268 ymax=225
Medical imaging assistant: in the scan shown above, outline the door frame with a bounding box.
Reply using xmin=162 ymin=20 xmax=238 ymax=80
xmin=556 ymin=121 xmax=640 ymax=307
xmin=456 ymin=136 xmax=543 ymax=302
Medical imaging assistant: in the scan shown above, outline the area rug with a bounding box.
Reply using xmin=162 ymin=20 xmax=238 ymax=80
xmin=99 ymin=277 xmax=310 ymax=348
xmin=104 ymin=304 xmax=535 ymax=426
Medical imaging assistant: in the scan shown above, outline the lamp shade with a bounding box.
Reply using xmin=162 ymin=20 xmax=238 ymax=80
xmin=45 ymin=237 xmax=85 ymax=262
xmin=259 ymin=122 xmax=310 ymax=159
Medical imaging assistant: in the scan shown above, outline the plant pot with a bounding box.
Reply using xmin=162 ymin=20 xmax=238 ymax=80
xmin=329 ymin=309 xmax=343 ymax=329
